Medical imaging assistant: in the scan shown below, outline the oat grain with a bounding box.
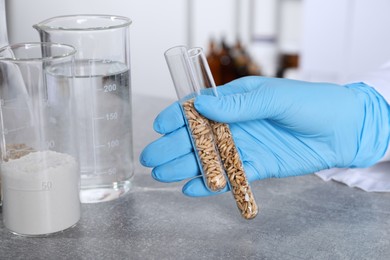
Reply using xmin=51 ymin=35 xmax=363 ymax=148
xmin=182 ymin=99 xmax=227 ymax=191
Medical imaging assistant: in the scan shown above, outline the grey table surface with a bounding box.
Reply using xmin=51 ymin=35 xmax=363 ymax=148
xmin=0 ymin=94 xmax=389 ymax=260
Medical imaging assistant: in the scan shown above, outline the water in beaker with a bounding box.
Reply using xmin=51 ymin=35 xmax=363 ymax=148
xmin=34 ymin=15 xmax=134 ymax=203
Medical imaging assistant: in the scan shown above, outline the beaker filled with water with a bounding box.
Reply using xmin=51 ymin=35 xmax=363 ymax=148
xmin=34 ymin=15 xmax=134 ymax=203
xmin=0 ymin=42 xmax=80 ymax=236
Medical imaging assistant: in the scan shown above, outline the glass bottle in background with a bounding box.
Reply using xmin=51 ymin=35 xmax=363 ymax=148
xmin=219 ymin=37 xmax=238 ymax=84
xmin=206 ymin=38 xmax=223 ymax=86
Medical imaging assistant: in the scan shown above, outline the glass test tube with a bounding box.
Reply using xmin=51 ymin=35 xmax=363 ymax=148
xmin=187 ymin=47 xmax=259 ymax=220
xmin=164 ymin=46 xmax=227 ymax=192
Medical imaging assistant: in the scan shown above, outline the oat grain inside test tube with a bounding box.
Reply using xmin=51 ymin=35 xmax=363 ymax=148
xmin=164 ymin=46 xmax=227 ymax=192
xmin=187 ymin=47 xmax=259 ymax=219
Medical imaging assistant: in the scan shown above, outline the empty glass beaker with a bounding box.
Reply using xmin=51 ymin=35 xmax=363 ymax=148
xmin=34 ymin=15 xmax=134 ymax=203
xmin=0 ymin=42 xmax=80 ymax=236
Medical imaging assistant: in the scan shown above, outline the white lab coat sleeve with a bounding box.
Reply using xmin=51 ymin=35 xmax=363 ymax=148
xmin=315 ymin=61 xmax=390 ymax=192
xmin=361 ymin=61 xmax=390 ymax=103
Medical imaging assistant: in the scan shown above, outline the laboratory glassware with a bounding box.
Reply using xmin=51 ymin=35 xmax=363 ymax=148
xmin=165 ymin=45 xmax=258 ymax=219
xmin=34 ymin=15 xmax=134 ymax=203
xmin=0 ymin=42 xmax=80 ymax=236
xmin=0 ymin=0 xmax=8 ymax=206
xmin=0 ymin=0 xmax=8 ymax=47
xmin=164 ymin=46 xmax=227 ymax=192
xmin=187 ymin=47 xmax=258 ymax=219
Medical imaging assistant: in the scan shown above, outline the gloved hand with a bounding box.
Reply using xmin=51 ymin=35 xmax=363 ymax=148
xmin=140 ymin=76 xmax=390 ymax=197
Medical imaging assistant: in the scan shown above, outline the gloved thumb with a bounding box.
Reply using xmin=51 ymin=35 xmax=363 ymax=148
xmin=194 ymin=85 xmax=284 ymax=123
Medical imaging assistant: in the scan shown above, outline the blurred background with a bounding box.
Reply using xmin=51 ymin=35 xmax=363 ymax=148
xmin=4 ymin=0 xmax=390 ymax=100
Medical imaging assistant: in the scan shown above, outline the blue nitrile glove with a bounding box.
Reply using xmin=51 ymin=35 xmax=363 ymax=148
xmin=140 ymin=76 xmax=390 ymax=197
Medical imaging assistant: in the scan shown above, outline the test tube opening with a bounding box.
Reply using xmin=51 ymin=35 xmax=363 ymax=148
xmin=164 ymin=46 xmax=199 ymax=100
xmin=187 ymin=47 xmax=218 ymax=97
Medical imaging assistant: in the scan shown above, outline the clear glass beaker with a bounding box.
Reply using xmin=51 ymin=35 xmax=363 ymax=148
xmin=34 ymin=15 xmax=134 ymax=203
xmin=0 ymin=42 xmax=80 ymax=236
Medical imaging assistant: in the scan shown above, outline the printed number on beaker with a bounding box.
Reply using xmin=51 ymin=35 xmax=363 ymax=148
xmin=46 ymin=140 xmax=55 ymax=149
xmin=106 ymin=112 xmax=118 ymax=120
xmin=103 ymin=83 xmax=117 ymax=92
xmin=42 ymin=181 xmax=53 ymax=191
xmin=107 ymin=139 xmax=119 ymax=148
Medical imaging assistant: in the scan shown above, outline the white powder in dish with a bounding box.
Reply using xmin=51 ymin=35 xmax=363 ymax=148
xmin=1 ymin=150 xmax=80 ymax=236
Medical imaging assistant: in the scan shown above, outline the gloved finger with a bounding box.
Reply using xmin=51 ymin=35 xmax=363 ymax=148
xmin=153 ymin=76 xmax=272 ymax=134
xmin=139 ymin=126 xmax=192 ymax=167
xmin=153 ymin=102 xmax=185 ymax=134
xmin=196 ymin=77 xmax=344 ymax=124
xmin=151 ymin=152 xmax=199 ymax=182
xmin=194 ymin=88 xmax=277 ymax=123
xmin=193 ymin=76 xmax=276 ymax=123
xmin=182 ymin=177 xmax=227 ymax=197
xmin=152 ymin=76 xmax=272 ymax=134
xmin=182 ymin=161 xmax=266 ymax=197
xmin=216 ymin=76 xmax=271 ymax=96
xmin=195 ymin=76 xmax=295 ymax=123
